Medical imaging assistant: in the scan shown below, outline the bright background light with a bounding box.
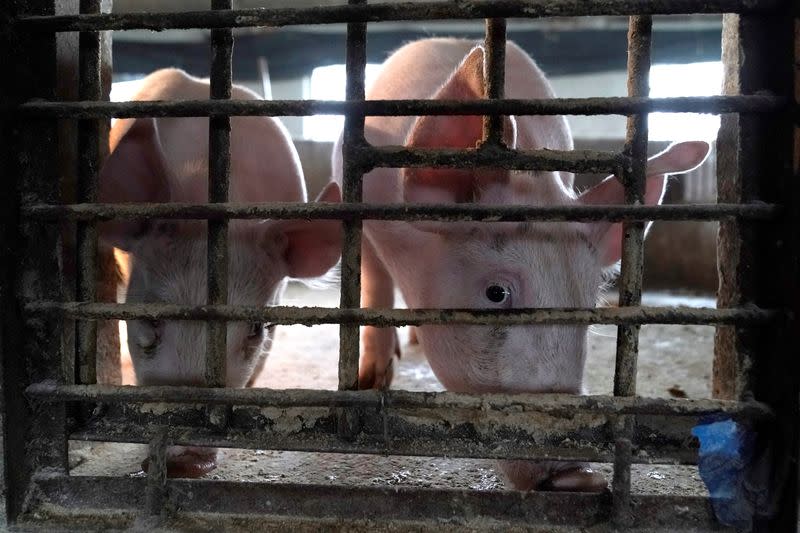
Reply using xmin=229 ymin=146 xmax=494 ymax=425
xmin=110 ymin=60 xmax=724 ymax=143
xmin=302 ymin=64 xmax=382 ymax=142
xmin=648 ymin=61 xmax=723 ymax=141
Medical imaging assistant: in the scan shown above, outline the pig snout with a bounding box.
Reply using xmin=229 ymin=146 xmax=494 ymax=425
xmin=142 ymin=445 xmax=219 ymax=479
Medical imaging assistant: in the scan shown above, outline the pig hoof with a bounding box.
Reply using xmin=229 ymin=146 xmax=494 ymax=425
xmin=142 ymin=449 xmax=218 ymax=479
xmin=537 ymin=467 xmax=607 ymax=493
xmin=358 ymin=356 xmax=396 ymax=390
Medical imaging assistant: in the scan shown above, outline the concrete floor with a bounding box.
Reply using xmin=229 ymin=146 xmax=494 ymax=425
xmin=72 ymin=285 xmax=715 ymax=497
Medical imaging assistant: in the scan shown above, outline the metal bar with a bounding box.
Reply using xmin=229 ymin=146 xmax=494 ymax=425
xmin=25 ymin=382 xmax=773 ymax=420
xmin=23 ymin=302 xmax=780 ymax=326
xmin=614 ymin=15 xmax=652 ymax=398
xmin=27 ymin=476 xmax=724 ymax=530
xmin=1 ymin=0 xmax=70 ymax=523
xmin=15 ymin=0 xmax=782 ymax=33
xmin=338 ymin=0 xmax=367 ymax=395
xmin=482 ymin=18 xmax=506 ymax=146
xmin=75 ymin=423 xmax=752 ymax=459
xmin=144 ymin=427 xmax=168 ymax=518
xmin=612 ymin=15 xmax=652 ymax=528
xmin=57 ymin=410 xmax=706 ymax=464
xmin=364 ymin=146 xmax=623 ymax=173
xmin=713 ymin=10 xmax=798 ymax=533
xmin=612 ymin=416 xmax=635 ymax=526
xmin=205 ymin=0 xmax=233 ymax=388
xmin=75 ymin=0 xmax=102 ymax=386
xmin=13 ymin=95 xmax=786 ymax=119
xmin=21 ymin=201 xmax=783 ymax=223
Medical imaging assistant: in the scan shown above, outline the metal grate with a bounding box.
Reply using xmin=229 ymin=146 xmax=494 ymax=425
xmin=1 ymin=0 xmax=797 ymax=530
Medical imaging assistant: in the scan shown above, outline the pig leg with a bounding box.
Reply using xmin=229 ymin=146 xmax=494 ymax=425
xmin=245 ymin=324 xmax=276 ymax=388
xmin=408 ymin=326 xmax=419 ymax=345
xmin=95 ymin=243 xmax=123 ymax=385
xmin=358 ymin=238 xmax=399 ymax=390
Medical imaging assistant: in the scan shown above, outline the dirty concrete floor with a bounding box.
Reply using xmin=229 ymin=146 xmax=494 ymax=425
xmin=71 ymin=284 xmax=714 ymax=497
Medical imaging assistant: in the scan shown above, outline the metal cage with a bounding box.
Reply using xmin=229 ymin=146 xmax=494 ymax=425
xmin=1 ymin=0 xmax=797 ymax=530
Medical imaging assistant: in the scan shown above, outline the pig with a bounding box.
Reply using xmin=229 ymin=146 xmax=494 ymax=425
xmin=331 ymin=38 xmax=710 ymax=491
xmin=100 ymin=68 xmax=342 ymax=477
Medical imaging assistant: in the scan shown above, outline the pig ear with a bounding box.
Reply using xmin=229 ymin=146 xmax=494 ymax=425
xmin=403 ymin=45 xmax=516 ymax=204
xmin=581 ymin=141 xmax=710 ymax=267
xmin=98 ymin=118 xmax=171 ymax=251
xmin=278 ymin=181 xmax=343 ymax=278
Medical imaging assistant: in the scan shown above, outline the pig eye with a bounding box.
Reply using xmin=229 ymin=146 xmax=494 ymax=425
xmin=247 ymin=322 xmax=264 ymax=339
xmin=485 ymin=284 xmax=511 ymax=304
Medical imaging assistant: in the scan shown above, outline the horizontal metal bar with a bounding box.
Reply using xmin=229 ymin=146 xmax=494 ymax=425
xmin=16 ymin=0 xmax=780 ymax=32
xmin=55 ymin=398 xmax=713 ymax=463
xmin=24 ymin=302 xmax=780 ymax=326
xmin=21 ymin=202 xmax=782 ymax=223
xmin=27 ymin=382 xmax=773 ymax=420
xmin=363 ymin=145 xmax=623 ymax=173
xmin=27 ymin=475 xmax=722 ymax=530
xmin=13 ymin=95 xmax=785 ymax=119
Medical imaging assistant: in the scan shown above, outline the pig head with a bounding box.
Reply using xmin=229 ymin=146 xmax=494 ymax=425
xmin=332 ymin=40 xmax=710 ymax=490
xmin=99 ymin=69 xmax=341 ymax=476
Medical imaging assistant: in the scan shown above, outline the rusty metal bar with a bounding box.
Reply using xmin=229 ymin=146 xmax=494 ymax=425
xmin=75 ymin=0 xmax=102 ymax=386
xmin=1 ymin=0 xmax=70 ymax=523
xmin=614 ymin=15 xmax=652 ymax=398
xmin=13 ymin=95 xmax=786 ymax=119
xmin=27 ymin=475 xmax=725 ymax=530
xmin=205 ymin=0 xmax=233 ymax=388
xmin=144 ymin=427 xmax=168 ymax=518
xmin=338 ymin=0 xmax=367 ymax=395
xmin=23 ymin=302 xmax=779 ymax=326
xmin=16 ymin=0 xmax=781 ymax=33
xmin=58 ymin=409 xmax=709 ymax=464
xmin=713 ymin=10 xmax=799 ymax=532
xmin=25 ymin=382 xmax=773 ymax=420
xmin=22 ymin=201 xmax=782 ymax=223
xmin=482 ymin=18 xmax=506 ymax=145
xmin=366 ymin=145 xmax=622 ymax=173
xmin=612 ymin=15 xmax=652 ymax=527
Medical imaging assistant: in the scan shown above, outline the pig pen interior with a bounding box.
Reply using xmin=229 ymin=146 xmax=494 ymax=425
xmin=71 ymin=283 xmax=714 ymax=497
xmin=9 ymin=5 xmax=797 ymax=531
xmin=76 ymin=14 xmax=728 ymax=501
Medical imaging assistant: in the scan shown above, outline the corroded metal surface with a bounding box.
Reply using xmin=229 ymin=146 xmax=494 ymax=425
xmin=16 ymin=0 xmax=781 ymax=32
xmin=23 ymin=475 xmax=726 ymax=531
xmin=58 ymin=402 xmax=701 ymax=464
xmin=75 ymin=0 xmax=102 ymax=386
xmin=22 ymin=201 xmax=782 ymax=223
xmin=22 ymin=301 xmax=781 ymax=326
xmin=612 ymin=15 xmax=652 ymax=526
xmin=14 ymin=95 xmax=786 ymax=119
xmin=26 ymin=383 xmax=774 ymax=420
xmin=337 ymin=0 xmax=367 ymax=395
xmin=205 ymin=0 xmax=233 ymax=388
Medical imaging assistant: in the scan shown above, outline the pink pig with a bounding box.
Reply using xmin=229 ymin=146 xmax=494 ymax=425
xmin=331 ymin=38 xmax=709 ymax=491
xmin=100 ymin=68 xmax=342 ymax=477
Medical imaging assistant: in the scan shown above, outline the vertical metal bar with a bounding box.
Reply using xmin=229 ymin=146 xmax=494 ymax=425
xmin=144 ymin=427 xmax=168 ymax=518
xmin=75 ymin=0 xmax=102 ymax=385
xmin=614 ymin=15 xmax=651 ymax=398
xmin=1 ymin=0 xmax=69 ymax=523
xmin=612 ymin=14 xmax=652 ymax=528
xmin=482 ymin=18 xmax=506 ymax=146
xmin=206 ymin=0 xmax=233 ymax=388
xmin=337 ymin=0 xmax=367 ymax=393
xmin=715 ymin=11 xmax=797 ymax=533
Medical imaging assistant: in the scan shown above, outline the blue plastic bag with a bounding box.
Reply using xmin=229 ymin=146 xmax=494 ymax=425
xmin=691 ymin=418 xmax=772 ymax=530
